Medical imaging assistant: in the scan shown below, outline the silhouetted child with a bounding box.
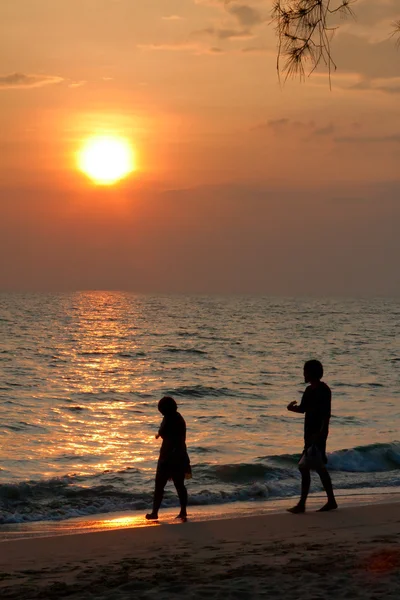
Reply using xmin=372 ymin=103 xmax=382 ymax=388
xmin=146 ymin=396 xmax=191 ymax=522
xmin=287 ymin=360 xmax=337 ymax=513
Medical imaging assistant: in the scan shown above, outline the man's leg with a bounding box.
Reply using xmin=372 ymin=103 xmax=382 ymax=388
xmin=287 ymin=467 xmax=311 ymax=514
xmin=316 ymin=468 xmax=338 ymax=511
xmin=146 ymin=471 xmax=169 ymax=520
xmin=172 ymin=474 xmax=188 ymax=520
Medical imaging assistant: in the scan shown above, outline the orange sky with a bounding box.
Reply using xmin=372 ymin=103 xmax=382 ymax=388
xmin=1 ymin=0 xmax=400 ymax=295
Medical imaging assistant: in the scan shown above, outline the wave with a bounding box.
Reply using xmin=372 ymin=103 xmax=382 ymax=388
xmin=0 ymin=472 xmax=298 ymax=524
xmin=196 ymin=462 xmax=288 ymax=483
xmin=328 ymin=442 xmax=400 ymax=472
xmin=0 ymin=477 xmax=151 ymax=524
xmin=2 ymin=473 xmax=399 ymax=526
xmin=166 ymin=385 xmax=234 ymax=398
xmin=165 ymin=385 xmax=264 ymax=400
xmin=0 ymin=481 xmax=295 ymax=524
xmin=190 ymin=446 xmax=220 ymax=454
xmin=1 ymin=442 xmax=399 ymax=525
xmin=76 ymin=350 xmax=147 ymax=359
xmin=333 ymin=382 xmax=385 ymax=389
xmin=267 ymin=442 xmax=400 ymax=472
xmin=164 ymin=347 xmax=207 ymax=355
xmin=1 ymin=421 xmax=47 ymax=433
xmin=118 ymin=351 xmax=146 ymax=358
xmin=196 ymin=442 xmax=400 ymax=483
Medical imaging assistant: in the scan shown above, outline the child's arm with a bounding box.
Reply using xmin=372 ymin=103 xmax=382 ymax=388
xmin=156 ymin=417 xmax=166 ymax=439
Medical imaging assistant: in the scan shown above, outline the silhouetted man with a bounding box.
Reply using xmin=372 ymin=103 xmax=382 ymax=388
xmin=287 ymin=360 xmax=337 ymax=513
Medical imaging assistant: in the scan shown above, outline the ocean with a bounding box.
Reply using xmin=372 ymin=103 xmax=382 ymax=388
xmin=0 ymin=292 xmax=399 ymax=526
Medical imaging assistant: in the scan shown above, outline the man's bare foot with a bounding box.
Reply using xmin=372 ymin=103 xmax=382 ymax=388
xmin=317 ymin=501 xmax=338 ymax=512
xmin=145 ymin=512 xmax=159 ymax=520
xmin=287 ymin=504 xmax=306 ymax=514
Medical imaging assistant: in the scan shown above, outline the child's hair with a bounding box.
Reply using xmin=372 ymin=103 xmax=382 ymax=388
xmin=158 ymin=396 xmax=178 ymax=416
xmin=304 ymin=359 xmax=323 ymax=380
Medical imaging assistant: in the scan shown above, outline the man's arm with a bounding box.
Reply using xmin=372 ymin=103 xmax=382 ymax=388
xmin=306 ymin=416 xmax=330 ymax=444
xmin=287 ymin=400 xmax=304 ymax=413
xmin=317 ymin=389 xmax=331 ymax=434
xmin=311 ymin=390 xmax=331 ymax=441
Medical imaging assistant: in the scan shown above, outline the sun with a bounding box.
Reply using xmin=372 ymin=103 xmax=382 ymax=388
xmin=77 ymin=136 xmax=136 ymax=185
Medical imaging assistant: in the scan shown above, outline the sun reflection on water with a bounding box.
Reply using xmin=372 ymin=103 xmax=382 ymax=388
xmin=33 ymin=292 xmax=166 ymax=477
xmin=101 ymin=515 xmax=157 ymax=529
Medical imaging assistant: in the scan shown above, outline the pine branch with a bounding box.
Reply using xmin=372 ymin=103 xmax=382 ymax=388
xmin=272 ymin=0 xmax=355 ymax=81
xmin=392 ymin=19 xmax=400 ymax=47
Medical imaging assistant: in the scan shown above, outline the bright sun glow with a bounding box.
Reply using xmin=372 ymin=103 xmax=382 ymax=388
xmin=77 ymin=136 xmax=135 ymax=185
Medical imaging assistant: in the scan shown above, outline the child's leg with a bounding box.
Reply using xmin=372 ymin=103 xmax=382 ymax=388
xmin=172 ymin=474 xmax=188 ymax=518
xmin=146 ymin=471 xmax=168 ymax=519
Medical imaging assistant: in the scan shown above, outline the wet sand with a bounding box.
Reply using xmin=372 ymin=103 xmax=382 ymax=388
xmin=0 ymin=502 xmax=399 ymax=599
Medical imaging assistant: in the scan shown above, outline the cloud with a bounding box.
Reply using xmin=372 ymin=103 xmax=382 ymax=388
xmin=194 ymin=26 xmax=253 ymax=40
xmin=0 ymin=72 xmax=64 ymax=89
xmin=252 ymin=118 xmax=337 ymax=139
xmin=257 ymin=117 xmax=289 ymax=130
xmin=193 ymin=0 xmax=225 ymax=5
xmin=138 ymin=42 xmax=198 ymax=52
xmin=68 ymin=80 xmax=86 ymax=89
xmin=192 ymin=2 xmax=266 ymax=42
xmin=254 ymin=118 xmax=314 ymax=132
xmin=350 ymin=76 xmax=400 ymax=94
xmin=314 ymin=124 xmax=336 ymax=136
xmin=242 ymin=45 xmax=270 ymax=54
xmin=348 ymin=0 xmax=400 ymax=27
xmin=330 ymin=33 xmax=400 ymax=80
xmin=335 ymin=133 xmax=400 ymax=144
xmin=259 ymin=117 xmax=400 ymax=147
xmin=227 ymin=4 xmax=266 ymax=27
xmin=162 ymin=15 xmax=185 ymax=21
xmin=137 ymin=42 xmax=223 ymax=55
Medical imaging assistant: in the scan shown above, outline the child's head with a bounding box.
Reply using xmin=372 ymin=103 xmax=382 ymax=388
xmin=158 ymin=396 xmax=178 ymax=416
xmin=304 ymin=360 xmax=323 ymax=383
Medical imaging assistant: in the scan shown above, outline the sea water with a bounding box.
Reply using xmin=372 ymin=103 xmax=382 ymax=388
xmin=0 ymin=293 xmax=399 ymax=525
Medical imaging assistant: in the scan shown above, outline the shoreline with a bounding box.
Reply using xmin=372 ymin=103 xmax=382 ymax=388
xmin=2 ymin=486 xmax=400 ymax=543
xmin=0 ymin=501 xmax=399 ymax=599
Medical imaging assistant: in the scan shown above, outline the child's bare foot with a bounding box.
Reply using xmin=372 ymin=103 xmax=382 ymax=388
xmin=176 ymin=512 xmax=187 ymax=522
xmin=145 ymin=512 xmax=159 ymax=520
xmin=287 ymin=503 xmax=306 ymax=514
xmin=317 ymin=501 xmax=338 ymax=512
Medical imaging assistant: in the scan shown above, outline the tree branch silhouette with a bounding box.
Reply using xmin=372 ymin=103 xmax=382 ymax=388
xmin=272 ymin=0 xmax=356 ymax=81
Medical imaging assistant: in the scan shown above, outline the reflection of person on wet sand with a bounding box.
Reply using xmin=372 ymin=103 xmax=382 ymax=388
xmin=146 ymin=396 xmax=192 ymax=522
xmin=287 ymin=360 xmax=337 ymax=514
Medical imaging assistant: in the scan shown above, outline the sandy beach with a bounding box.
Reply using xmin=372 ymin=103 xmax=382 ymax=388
xmin=1 ymin=502 xmax=399 ymax=599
